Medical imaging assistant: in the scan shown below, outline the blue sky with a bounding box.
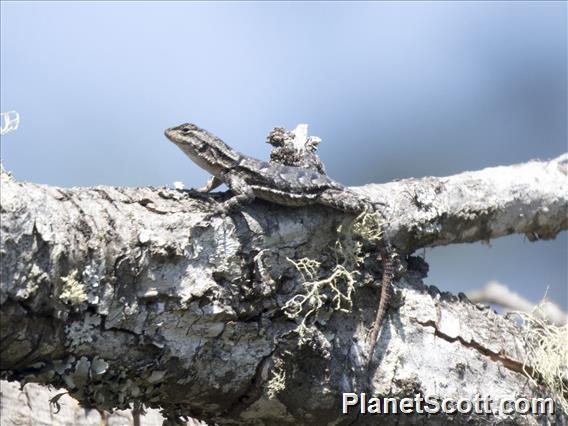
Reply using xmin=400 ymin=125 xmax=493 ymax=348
xmin=1 ymin=1 xmax=566 ymax=309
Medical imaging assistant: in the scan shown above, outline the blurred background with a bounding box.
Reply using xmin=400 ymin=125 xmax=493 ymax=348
xmin=1 ymin=2 xmax=566 ymax=310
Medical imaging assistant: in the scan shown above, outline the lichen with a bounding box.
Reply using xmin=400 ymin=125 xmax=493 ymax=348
xmin=267 ymin=357 xmax=287 ymax=399
xmin=283 ymin=259 xmax=357 ymax=337
xmin=65 ymin=313 xmax=101 ymax=348
xmin=82 ymin=264 xmax=101 ymax=305
xmin=282 ymin=209 xmax=387 ymax=337
xmin=268 ymin=210 xmax=387 ymax=399
xmin=91 ymin=357 xmax=109 ymax=376
xmin=16 ymin=264 xmax=43 ymax=299
xmin=516 ymin=302 xmax=568 ymax=414
xmin=59 ymin=270 xmax=88 ymax=305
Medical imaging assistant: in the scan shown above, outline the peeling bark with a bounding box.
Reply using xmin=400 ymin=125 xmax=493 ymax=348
xmin=1 ymin=155 xmax=566 ymax=425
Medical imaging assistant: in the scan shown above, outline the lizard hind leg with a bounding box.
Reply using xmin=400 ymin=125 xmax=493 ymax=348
xmin=317 ymin=189 xmax=370 ymax=213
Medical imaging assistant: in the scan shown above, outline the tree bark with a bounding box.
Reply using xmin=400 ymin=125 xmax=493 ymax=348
xmin=0 ymin=380 xmax=173 ymax=426
xmin=1 ymin=155 xmax=566 ymax=425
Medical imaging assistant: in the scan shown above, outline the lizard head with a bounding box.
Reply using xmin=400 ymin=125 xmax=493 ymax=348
xmin=164 ymin=122 xmax=241 ymax=176
xmin=164 ymin=123 xmax=205 ymax=151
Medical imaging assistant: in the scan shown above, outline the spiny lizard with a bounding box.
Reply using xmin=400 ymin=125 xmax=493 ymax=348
xmin=165 ymin=122 xmax=394 ymax=373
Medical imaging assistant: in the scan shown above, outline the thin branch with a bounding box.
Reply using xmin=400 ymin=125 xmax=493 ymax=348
xmin=467 ymin=280 xmax=567 ymax=326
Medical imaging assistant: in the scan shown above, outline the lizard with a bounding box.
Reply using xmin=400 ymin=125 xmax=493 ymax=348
xmin=164 ymin=122 xmax=394 ymax=375
xmin=165 ymin=123 xmax=372 ymax=213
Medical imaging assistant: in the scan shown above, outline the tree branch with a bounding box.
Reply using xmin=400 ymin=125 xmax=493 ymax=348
xmin=1 ymin=155 xmax=566 ymax=424
xmin=467 ymin=280 xmax=567 ymax=326
xmin=356 ymin=153 xmax=567 ymax=250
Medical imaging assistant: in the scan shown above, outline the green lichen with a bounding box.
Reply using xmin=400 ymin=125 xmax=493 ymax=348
xmin=267 ymin=357 xmax=287 ymax=400
xmin=59 ymin=270 xmax=88 ymax=305
xmin=283 ymin=209 xmax=386 ymax=334
xmin=271 ymin=210 xmax=388 ymax=398
xmin=517 ymin=301 xmax=568 ymax=415
xmin=283 ymin=259 xmax=357 ymax=337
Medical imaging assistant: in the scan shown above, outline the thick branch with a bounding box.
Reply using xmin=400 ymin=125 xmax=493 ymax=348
xmin=355 ymin=153 xmax=567 ymax=250
xmin=1 ymin=155 xmax=566 ymax=425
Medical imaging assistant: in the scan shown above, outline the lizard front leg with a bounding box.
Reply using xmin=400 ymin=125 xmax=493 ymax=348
xmin=195 ymin=176 xmax=223 ymax=193
xmin=216 ymin=173 xmax=255 ymax=213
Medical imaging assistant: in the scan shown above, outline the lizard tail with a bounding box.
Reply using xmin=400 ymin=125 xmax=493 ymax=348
xmin=367 ymin=245 xmax=394 ymax=367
